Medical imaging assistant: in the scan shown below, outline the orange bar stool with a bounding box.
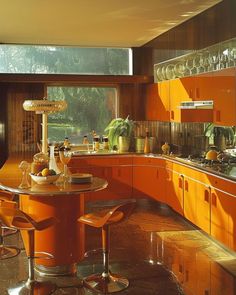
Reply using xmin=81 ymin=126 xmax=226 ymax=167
xmin=0 ymin=197 xmax=20 ymax=260
xmin=0 ymin=204 xmax=58 ymax=295
xmin=78 ymin=200 xmax=136 ymax=294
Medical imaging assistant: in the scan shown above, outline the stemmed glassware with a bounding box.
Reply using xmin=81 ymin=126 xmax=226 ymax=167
xmin=59 ymin=149 xmax=72 ymax=180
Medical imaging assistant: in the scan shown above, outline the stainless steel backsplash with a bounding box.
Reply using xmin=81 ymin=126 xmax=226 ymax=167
xmin=134 ymin=121 xmax=205 ymax=155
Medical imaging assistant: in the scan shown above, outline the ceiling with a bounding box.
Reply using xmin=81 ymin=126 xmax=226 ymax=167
xmin=0 ymin=0 xmax=221 ymax=48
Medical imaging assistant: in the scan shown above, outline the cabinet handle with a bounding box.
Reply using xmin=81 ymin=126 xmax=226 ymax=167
xmin=204 ymin=290 xmax=209 ymax=295
xmin=156 ymin=169 xmax=159 ymax=178
xmin=215 ymin=110 xmax=221 ymax=122
xmin=117 ymin=168 xmax=121 ymax=177
xmin=204 ymin=190 xmax=209 ymax=203
xmin=184 ymin=180 xmax=188 ymax=192
xmin=212 ymin=193 xmax=217 ymax=207
xmin=185 ymin=270 xmax=189 ymax=281
xmin=195 ymin=87 xmax=200 ymax=99
xmin=189 ymin=88 xmax=193 ymax=98
xmin=178 ymin=177 xmax=183 ymax=189
xmin=179 ymin=264 xmax=183 ymax=273
xmin=171 ymin=110 xmax=174 ymax=120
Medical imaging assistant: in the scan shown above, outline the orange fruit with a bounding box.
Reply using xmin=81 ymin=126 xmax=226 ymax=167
xmin=41 ymin=168 xmax=50 ymax=177
xmin=205 ymin=150 xmax=218 ymax=161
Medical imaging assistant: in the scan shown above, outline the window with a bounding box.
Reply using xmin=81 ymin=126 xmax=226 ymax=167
xmin=0 ymin=45 xmax=132 ymax=75
xmin=47 ymin=86 xmax=117 ymax=144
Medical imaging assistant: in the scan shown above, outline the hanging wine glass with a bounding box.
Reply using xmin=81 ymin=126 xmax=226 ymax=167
xmin=185 ymin=58 xmax=194 ymax=76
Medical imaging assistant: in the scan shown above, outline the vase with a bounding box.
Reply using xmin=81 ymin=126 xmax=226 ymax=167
xmin=118 ymin=136 xmax=130 ymax=152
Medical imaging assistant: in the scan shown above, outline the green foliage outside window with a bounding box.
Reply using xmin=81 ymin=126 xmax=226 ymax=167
xmin=0 ymin=45 xmax=130 ymax=143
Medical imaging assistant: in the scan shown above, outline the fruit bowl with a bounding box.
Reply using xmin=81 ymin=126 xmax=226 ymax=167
xmin=30 ymin=173 xmax=61 ymax=185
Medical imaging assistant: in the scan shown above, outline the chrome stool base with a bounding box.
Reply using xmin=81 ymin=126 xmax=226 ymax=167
xmin=84 ymin=272 xmax=129 ymax=294
xmin=8 ymin=280 xmax=56 ymax=295
xmin=0 ymin=245 xmax=20 ymax=260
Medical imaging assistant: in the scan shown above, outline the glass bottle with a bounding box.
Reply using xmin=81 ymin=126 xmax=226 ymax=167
xmin=49 ymin=145 xmax=61 ymax=174
xmin=144 ymin=128 xmax=150 ymax=154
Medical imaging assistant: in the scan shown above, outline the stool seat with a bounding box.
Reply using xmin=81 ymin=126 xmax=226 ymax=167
xmin=0 ymin=199 xmax=20 ymax=260
xmin=0 ymin=202 xmax=58 ymax=295
xmin=79 ymin=209 xmax=124 ymax=227
xmin=78 ymin=200 xmax=135 ymax=294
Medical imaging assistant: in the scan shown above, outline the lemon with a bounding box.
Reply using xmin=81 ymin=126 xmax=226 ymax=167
xmin=41 ymin=168 xmax=50 ymax=177
xmin=205 ymin=150 xmax=218 ymax=161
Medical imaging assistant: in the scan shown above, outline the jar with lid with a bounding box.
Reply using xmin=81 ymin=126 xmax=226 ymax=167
xmin=103 ymin=136 xmax=109 ymax=150
xmin=93 ymin=136 xmax=100 ymax=151
xmin=31 ymin=152 xmax=49 ymax=174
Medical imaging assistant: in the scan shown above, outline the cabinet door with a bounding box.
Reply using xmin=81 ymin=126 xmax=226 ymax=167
xmin=211 ymin=187 xmax=230 ymax=247
xmin=158 ymin=80 xmax=170 ymax=121
xmin=166 ymin=169 xmax=184 ymax=215
xmin=183 ymin=176 xmax=197 ymax=225
xmin=169 ymin=77 xmax=194 ymax=122
xmin=145 ymin=82 xmax=170 ymax=121
xmin=195 ymin=185 xmax=211 ymax=234
xmin=212 ymin=70 xmax=236 ymax=126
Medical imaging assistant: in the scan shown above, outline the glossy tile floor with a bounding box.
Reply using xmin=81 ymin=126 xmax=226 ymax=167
xmin=1 ymin=198 xmax=236 ymax=295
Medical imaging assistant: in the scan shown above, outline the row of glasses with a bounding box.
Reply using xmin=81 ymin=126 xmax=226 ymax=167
xmin=155 ymin=37 xmax=236 ymax=82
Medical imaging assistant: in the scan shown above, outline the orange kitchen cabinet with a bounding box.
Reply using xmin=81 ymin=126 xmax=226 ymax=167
xmin=145 ymin=81 xmax=170 ymax=121
xmin=169 ymin=77 xmax=194 ymax=122
xmin=212 ymin=69 xmax=236 ymax=126
xmin=169 ymin=76 xmax=213 ymax=122
xmin=183 ymin=175 xmax=198 ymax=225
xmin=132 ymin=156 xmax=167 ymax=203
xmin=166 ymin=168 xmax=184 ymax=215
xmin=210 ymin=187 xmax=230 ymax=247
xmin=68 ymin=156 xmax=133 ymax=201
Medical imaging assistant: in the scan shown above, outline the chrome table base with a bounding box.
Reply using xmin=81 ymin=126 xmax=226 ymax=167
xmin=84 ymin=272 xmax=129 ymax=294
xmin=8 ymin=279 xmax=56 ymax=295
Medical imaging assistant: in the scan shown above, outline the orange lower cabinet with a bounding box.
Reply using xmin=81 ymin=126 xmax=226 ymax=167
xmin=195 ymin=185 xmax=211 ymax=234
xmin=166 ymin=170 xmax=184 ymax=215
xmin=183 ymin=177 xmax=197 ymax=224
xmin=133 ymin=165 xmax=166 ymax=202
xmin=133 ymin=165 xmax=153 ymax=198
xmin=226 ymin=194 xmax=236 ymax=251
xmin=210 ymin=188 xmax=230 ymax=248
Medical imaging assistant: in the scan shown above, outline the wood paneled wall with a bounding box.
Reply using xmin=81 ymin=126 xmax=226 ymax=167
xmin=133 ymin=0 xmax=236 ymax=75
xmin=0 ymin=83 xmax=45 ymax=162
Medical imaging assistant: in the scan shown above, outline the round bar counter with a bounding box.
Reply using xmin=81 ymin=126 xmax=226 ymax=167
xmin=0 ymin=156 xmax=108 ymax=276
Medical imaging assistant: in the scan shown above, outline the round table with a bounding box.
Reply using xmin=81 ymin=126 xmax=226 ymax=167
xmin=0 ymin=176 xmax=108 ymax=276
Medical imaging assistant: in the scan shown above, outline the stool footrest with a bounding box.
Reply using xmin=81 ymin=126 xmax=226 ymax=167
xmin=83 ymin=272 xmax=129 ymax=294
xmin=33 ymin=251 xmax=54 ymax=260
xmin=84 ymin=248 xmax=103 ymax=257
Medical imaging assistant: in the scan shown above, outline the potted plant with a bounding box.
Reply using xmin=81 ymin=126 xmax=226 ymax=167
xmin=104 ymin=116 xmax=135 ymax=152
xmin=204 ymin=123 xmax=235 ymax=150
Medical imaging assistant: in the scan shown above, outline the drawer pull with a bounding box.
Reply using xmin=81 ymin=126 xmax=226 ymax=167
xmin=204 ymin=190 xmax=209 ymax=203
xmin=184 ymin=180 xmax=188 ymax=192
xmin=212 ymin=193 xmax=217 ymax=207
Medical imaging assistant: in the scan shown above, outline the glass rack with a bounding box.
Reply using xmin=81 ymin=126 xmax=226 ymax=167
xmin=154 ymin=37 xmax=236 ymax=82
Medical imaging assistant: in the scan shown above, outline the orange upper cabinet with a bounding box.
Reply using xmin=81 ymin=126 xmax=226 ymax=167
xmin=145 ymin=82 xmax=170 ymax=121
xmin=169 ymin=76 xmax=213 ymax=123
xmin=211 ymin=68 xmax=236 ymax=126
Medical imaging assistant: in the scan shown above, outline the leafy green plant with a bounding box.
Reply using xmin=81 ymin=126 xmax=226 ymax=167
xmin=104 ymin=116 xmax=135 ymax=150
xmin=204 ymin=123 xmax=235 ymax=146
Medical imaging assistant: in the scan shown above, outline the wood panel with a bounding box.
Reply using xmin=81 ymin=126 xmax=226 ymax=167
xmin=134 ymin=0 xmax=236 ymax=75
xmin=6 ymin=83 xmax=45 ymax=155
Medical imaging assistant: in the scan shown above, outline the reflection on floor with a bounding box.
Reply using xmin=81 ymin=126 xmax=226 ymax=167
xmin=1 ymin=198 xmax=236 ymax=294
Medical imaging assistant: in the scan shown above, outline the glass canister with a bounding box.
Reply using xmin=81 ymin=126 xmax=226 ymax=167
xmin=31 ymin=152 xmax=49 ymax=175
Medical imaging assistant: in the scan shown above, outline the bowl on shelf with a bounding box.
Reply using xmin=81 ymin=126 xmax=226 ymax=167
xmin=30 ymin=173 xmax=61 ymax=185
